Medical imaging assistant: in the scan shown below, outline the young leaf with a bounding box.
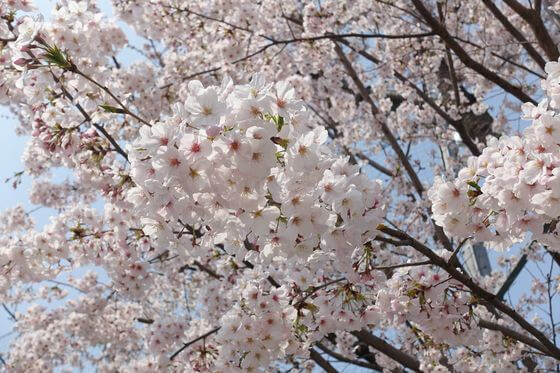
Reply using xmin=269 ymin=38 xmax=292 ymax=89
xmin=99 ymin=104 xmax=126 ymax=114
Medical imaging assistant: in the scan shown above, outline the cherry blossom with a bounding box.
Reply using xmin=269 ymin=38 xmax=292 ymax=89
xmin=1 ymin=0 xmax=560 ymax=371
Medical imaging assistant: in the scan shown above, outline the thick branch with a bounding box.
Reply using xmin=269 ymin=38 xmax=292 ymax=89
xmin=316 ymin=342 xmax=383 ymax=371
xmin=336 ymin=39 xmax=480 ymax=156
xmin=352 ymin=329 xmax=422 ymax=372
xmin=481 ymin=0 xmax=547 ymax=70
xmin=437 ymin=3 xmax=462 ymax=107
xmin=332 ymin=42 xmax=424 ymax=194
xmin=503 ymin=0 xmax=560 ymax=61
xmin=411 ymin=0 xmax=537 ymax=105
xmin=377 ymin=225 xmax=560 ymax=360
xmin=479 ymin=319 xmax=553 ymax=356
xmin=310 ymin=349 xmax=339 ymax=373
xmin=333 ymin=42 xmax=454 ymax=251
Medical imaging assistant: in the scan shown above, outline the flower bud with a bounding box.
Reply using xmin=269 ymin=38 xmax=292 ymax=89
xmin=13 ymin=58 xmax=28 ymax=66
xmin=206 ymin=125 xmax=221 ymax=138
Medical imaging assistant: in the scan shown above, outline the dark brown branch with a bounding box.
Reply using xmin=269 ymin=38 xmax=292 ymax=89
xmin=377 ymin=225 xmax=560 ymax=360
xmin=309 ymin=348 xmax=339 ymax=373
xmin=353 ymin=152 xmax=395 ymax=177
xmin=352 ymin=329 xmax=422 ymax=372
xmin=193 ymin=260 xmax=222 ymax=280
xmin=332 ymin=42 xmax=425 ymax=194
xmin=547 ymin=250 xmax=560 ymax=269
xmin=450 ymin=35 xmax=546 ymax=79
xmin=411 ymin=0 xmax=537 ymax=105
xmin=479 ymin=319 xmax=554 ymax=356
xmin=2 ymin=304 xmax=16 ymax=322
xmin=111 ymin=56 xmax=121 ymax=69
xmin=333 ymin=41 xmax=454 ymax=252
xmin=503 ymin=0 xmax=560 ymax=61
xmin=169 ymin=327 xmax=221 ymax=360
xmin=316 ymin=342 xmax=383 ymax=371
xmin=178 ymin=261 xmax=222 ymax=280
xmin=49 ymin=72 xmax=129 ymax=162
xmin=437 ymin=3 xmax=462 ymax=107
xmin=0 ymin=36 xmax=16 ymax=42
xmin=337 ymin=38 xmax=481 ymax=158
xmin=535 ymin=0 xmax=543 ymax=14
xmin=481 ymin=0 xmax=547 ymax=70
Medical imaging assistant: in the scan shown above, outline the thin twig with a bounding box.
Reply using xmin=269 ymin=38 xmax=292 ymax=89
xmin=372 ymin=260 xmax=432 ymax=271
xmin=169 ymin=327 xmax=221 ymax=360
xmin=2 ymin=304 xmax=16 ymax=322
xmin=377 ymin=224 xmax=560 ymax=360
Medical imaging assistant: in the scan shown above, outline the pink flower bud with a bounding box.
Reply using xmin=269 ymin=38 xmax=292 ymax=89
xmin=13 ymin=58 xmax=28 ymax=66
xmin=206 ymin=125 xmax=221 ymax=138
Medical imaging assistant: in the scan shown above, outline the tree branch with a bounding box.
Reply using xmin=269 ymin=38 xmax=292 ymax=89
xmin=411 ymin=0 xmax=537 ymax=105
xmin=332 ymin=42 xmax=424 ymax=194
xmin=306 ymin=103 xmax=394 ymax=177
xmin=49 ymin=72 xmax=129 ymax=162
xmin=481 ymin=0 xmax=546 ymax=70
xmin=70 ymin=66 xmax=152 ymax=127
xmin=337 ymin=39 xmax=481 ymax=156
xmin=376 ymin=224 xmax=560 ymax=360
xmin=351 ymin=329 xmax=422 ymax=372
xmin=503 ymin=0 xmax=560 ymax=61
xmin=2 ymin=304 xmax=16 ymax=322
xmin=479 ymin=319 xmax=554 ymax=356
xmin=316 ymin=342 xmax=383 ymax=371
xmin=333 ymin=42 xmax=454 ymax=252
xmin=169 ymin=327 xmax=221 ymax=361
xmin=309 ymin=348 xmax=339 ymax=373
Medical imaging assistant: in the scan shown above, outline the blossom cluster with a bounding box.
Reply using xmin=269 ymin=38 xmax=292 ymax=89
xmin=376 ymin=262 xmax=477 ymax=346
xmin=429 ymin=60 xmax=560 ymax=252
xmin=126 ymin=76 xmax=386 ymax=368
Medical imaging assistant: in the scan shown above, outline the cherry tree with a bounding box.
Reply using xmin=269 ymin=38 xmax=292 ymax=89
xmin=1 ymin=0 xmax=560 ymax=371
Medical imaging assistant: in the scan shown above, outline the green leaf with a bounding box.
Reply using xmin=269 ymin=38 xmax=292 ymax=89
xmin=264 ymin=113 xmax=286 ymax=131
xmin=467 ymin=181 xmax=481 ymax=191
xmin=43 ymin=45 xmax=72 ymax=69
xmin=99 ymin=104 xmax=126 ymax=114
xmin=293 ymin=319 xmax=309 ymax=335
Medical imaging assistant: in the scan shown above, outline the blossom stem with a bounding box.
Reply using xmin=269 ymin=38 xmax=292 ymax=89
xmin=377 ymin=224 xmax=560 ymax=360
